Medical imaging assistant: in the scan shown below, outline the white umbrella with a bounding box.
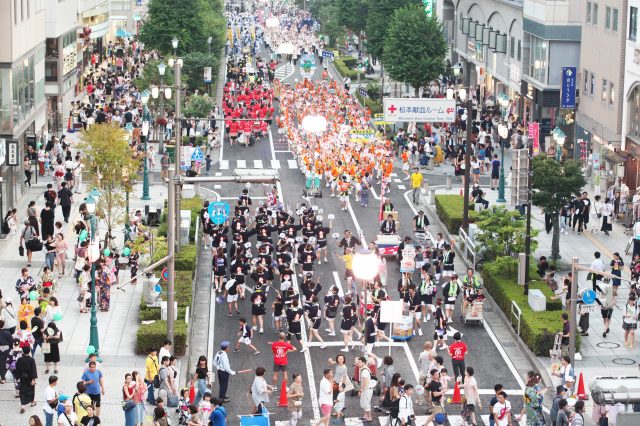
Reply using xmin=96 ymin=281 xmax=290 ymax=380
xmin=277 ymin=42 xmax=295 ymax=55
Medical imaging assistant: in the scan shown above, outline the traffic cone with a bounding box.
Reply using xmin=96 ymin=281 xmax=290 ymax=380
xmin=576 ymin=372 xmax=589 ymax=400
xmin=451 ymin=381 xmax=462 ymax=404
xmin=278 ymin=379 xmax=288 ymax=407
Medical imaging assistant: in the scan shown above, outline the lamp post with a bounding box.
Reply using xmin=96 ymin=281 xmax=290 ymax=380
xmin=168 ymin=55 xmax=183 ymax=252
xmin=207 ymin=36 xmax=212 ymax=54
xmin=172 ymin=37 xmax=178 ymax=58
xmin=523 ymin=133 xmax=532 ymax=295
xmin=141 ymin=90 xmax=151 ymax=201
xmin=85 ymin=188 xmax=102 ymax=362
xmin=353 ymin=248 xmax=380 ymax=343
xmin=156 ymin=61 xmax=167 ymax=154
xmin=301 ymin=114 xmax=327 ymax=197
xmin=496 ymin=123 xmax=508 ymax=203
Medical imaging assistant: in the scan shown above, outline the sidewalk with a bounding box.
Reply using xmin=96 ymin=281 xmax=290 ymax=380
xmin=423 ymin=155 xmax=639 ymax=411
xmin=0 ymin=131 xmax=176 ymax=423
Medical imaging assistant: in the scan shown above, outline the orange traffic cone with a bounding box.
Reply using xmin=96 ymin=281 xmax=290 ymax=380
xmin=451 ymin=381 xmax=462 ymax=404
xmin=189 ymin=384 xmax=196 ymax=404
xmin=278 ymin=379 xmax=288 ymax=407
xmin=576 ymin=372 xmax=589 ymax=400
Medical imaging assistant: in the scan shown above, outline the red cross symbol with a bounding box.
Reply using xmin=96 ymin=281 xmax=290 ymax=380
xmin=388 ymin=104 xmax=397 ymax=113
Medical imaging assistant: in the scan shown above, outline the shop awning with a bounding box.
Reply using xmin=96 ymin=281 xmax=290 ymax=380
xmin=602 ymin=149 xmax=628 ymax=164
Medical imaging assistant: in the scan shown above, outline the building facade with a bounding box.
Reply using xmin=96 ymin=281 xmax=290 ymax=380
xmin=453 ymin=0 xmax=525 ymax=115
xmin=576 ymin=0 xmax=627 ymax=189
xmin=520 ymin=0 xmax=581 ymax=151
xmin=622 ymin=0 xmax=640 ymax=189
xmin=0 ymin=0 xmax=47 ymax=219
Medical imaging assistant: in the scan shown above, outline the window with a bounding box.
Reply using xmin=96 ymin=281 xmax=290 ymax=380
xmin=517 ymin=40 xmax=522 ymax=61
xmin=590 ymin=72 xmax=595 ymax=96
xmin=602 ymin=79 xmax=608 ymax=102
xmin=594 ymin=3 xmax=599 ymax=25
xmin=606 ymin=6 xmax=611 ymax=29
xmin=631 ymin=7 xmax=638 ymax=40
xmin=587 ymin=1 xmax=592 ymax=23
xmin=629 ymin=86 xmax=640 ymax=140
xmin=529 ymin=35 xmax=548 ymax=83
xmin=510 ymin=36 xmax=515 ymax=58
xmin=609 ymin=82 xmax=615 ymax=106
xmin=613 ymin=8 xmax=619 ymax=31
xmin=584 ymin=69 xmax=589 ymax=93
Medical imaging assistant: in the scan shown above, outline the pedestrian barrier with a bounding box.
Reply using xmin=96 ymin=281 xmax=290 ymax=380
xmin=458 ymin=228 xmax=478 ymax=269
xmin=511 ymin=300 xmax=522 ymax=336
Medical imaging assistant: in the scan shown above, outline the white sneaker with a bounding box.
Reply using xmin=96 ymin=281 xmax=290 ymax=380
xmin=418 ymin=329 xmax=423 ymax=336
xmin=260 ymin=328 xmax=264 ymax=334
xmin=324 ymin=257 xmax=328 ymax=262
xmin=325 ymin=328 xmax=333 ymax=333
xmin=300 ymin=347 xmax=307 ymax=353
xmin=341 ymin=348 xmax=349 ymax=352
xmin=320 ymin=343 xmax=327 ymax=349
xmin=252 ymin=326 xmax=257 ymax=331
xmin=328 ymin=332 xmax=336 ymax=336
xmin=318 ymin=260 xmax=322 ymax=265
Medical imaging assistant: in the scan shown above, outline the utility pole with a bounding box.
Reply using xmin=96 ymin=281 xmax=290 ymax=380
xmin=462 ymin=98 xmax=473 ymax=230
xmin=166 ymin=166 xmax=176 ymax=345
xmin=569 ymin=257 xmax=578 ymax=365
xmin=174 ymin=60 xmax=182 ymax=253
xmin=524 ymin=137 xmax=533 ymax=295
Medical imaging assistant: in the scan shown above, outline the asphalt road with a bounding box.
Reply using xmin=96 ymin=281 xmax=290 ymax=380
xmin=200 ymin=40 xmax=527 ymax=425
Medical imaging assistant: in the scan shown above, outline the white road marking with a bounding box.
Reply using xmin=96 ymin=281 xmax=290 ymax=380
xmin=482 ymin=318 xmax=526 ymax=389
xmin=346 ymin=201 xmax=367 ymax=246
xmin=215 ymin=172 xmax=222 ymax=176
xmin=402 ymin=339 xmax=421 ymax=383
xmin=214 ymin=185 xmax=221 ymax=189
xmin=270 ymin=159 xmax=281 ymax=169
xmin=287 ymin=159 xmax=298 ymax=169
xmin=236 ymin=159 xmax=246 ymax=168
xmin=253 ymin=159 xmax=264 ymax=169
xmin=218 ymin=196 xmax=268 ymax=200
xmin=390 ymin=173 xmax=397 ymax=177
xmin=219 ymin=61 xmax=227 ymax=163
xmin=370 ymin=186 xmax=380 ymax=200
xmin=274 ymin=150 xmax=291 ymax=153
xmin=198 ymin=187 xmax=221 ymax=201
xmin=397 ymin=184 xmax=406 ymax=190
xmin=394 ymin=179 xmax=402 ymax=183
xmin=332 ymin=271 xmax=345 ymax=297
xmin=268 ymin=128 xmax=277 ymax=161
xmin=220 ymin=160 xmax=229 ymax=170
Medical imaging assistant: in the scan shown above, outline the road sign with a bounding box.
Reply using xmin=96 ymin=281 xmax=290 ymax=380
xmin=180 ymin=146 xmax=193 ymax=170
xmin=321 ymin=50 xmax=334 ymax=59
xmin=204 ymin=67 xmax=212 ymax=83
xmin=383 ymin=98 xmax=457 ymax=123
xmin=191 ymin=146 xmax=204 ymax=161
xmin=358 ymin=87 xmax=368 ymax=98
xmin=208 ymin=201 xmax=230 ymax=225
xmin=161 ymin=268 xmax=169 ymax=281
xmin=582 ymin=289 xmax=597 ymax=305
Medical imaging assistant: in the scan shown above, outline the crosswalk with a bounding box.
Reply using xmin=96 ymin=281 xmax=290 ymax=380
xmin=219 ymin=159 xmax=298 ymax=170
xmin=274 ymin=415 xmax=472 ymax=426
xmin=275 ymin=63 xmax=295 ymax=80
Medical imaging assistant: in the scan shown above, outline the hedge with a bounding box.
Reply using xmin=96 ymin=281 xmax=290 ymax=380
xmin=482 ymin=257 xmax=579 ymax=356
xmin=151 ymin=244 xmax=197 ymax=272
xmin=334 ymin=56 xmax=365 ymax=79
xmin=157 ymin=197 xmax=203 ymax=242
xmin=136 ymin=320 xmax=188 ymax=356
xmin=340 ymin=56 xmax=357 ymax=68
xmin=355 ymin=93 xmax=383 ymax=114
xmin=139 ymin=270 xmax=194 ymax=321
xmin=434 ymin=195 xmax=478 ymax=234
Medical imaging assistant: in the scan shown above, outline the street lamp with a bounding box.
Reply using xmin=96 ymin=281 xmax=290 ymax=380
xmin=140 ymin=89 xmax=151 ymax=201
xmin=207 ymin=36 xmax=212 ymax=54
xmin=85 ymin=188 xmax=102 ymax=362
xmin=156 ymin=61 xmax=167 ymax=154
xmin=496 ymin=123 xmax=509 ymax=203
xmin=172 ymin=37 xmax=178 ymax=57
xmin=301 ymin=115 xmax=327 ymax=197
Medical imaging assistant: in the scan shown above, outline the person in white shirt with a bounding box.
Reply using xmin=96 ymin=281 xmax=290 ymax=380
xmin=158 ymin=339 xmax=172 ymax=362
xmin=398 ymin=384 xmax=415 ymax=424
xmin=57 ymin=400 xmax=77 ymax=426
xmin=43 ymin=375 xmax=59 ymax=425
xmin=316 ymin=369 xmax=333 ymax=426
xmin=492 ymin=391 xmax=512 ymax=426
xmin=590 ymin=251 xmax=606 ymax=292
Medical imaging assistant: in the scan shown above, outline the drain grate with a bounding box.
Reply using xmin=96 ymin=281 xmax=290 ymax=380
xmin=502 ymin=341 xmax=516 ymax=348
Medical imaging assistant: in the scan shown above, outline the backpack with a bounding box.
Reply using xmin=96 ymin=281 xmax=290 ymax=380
xmin=1 ymin=218 xmax=9 ymax=235
xmin=388 ymin=397 xmax=400 ymax=418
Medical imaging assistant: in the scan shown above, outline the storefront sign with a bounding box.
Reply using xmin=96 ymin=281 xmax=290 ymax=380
xmin=528 ymin=122 xmax=540 ymax=155
xmin=63 ymin=44 xmax=77 ymax=76
xmin=373 ymin=113 xmax=392 ymax=126
xmin=203 ymin=67 xmax=212 ymax=83
xmin=383 ymin=98 xmax=456 ymax=123
xmin=561 ymin=67 xmax=577 ymax=108
xmin=6 ymin=139 xmax=18 ymax=166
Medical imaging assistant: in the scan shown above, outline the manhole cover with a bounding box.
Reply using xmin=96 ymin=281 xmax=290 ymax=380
xmin=612 ymin=358 xmax=636 ymax=366
xmin=597 ymin=342 xmax=621 ymax=349
xmin=502 ymin=341 xmax=516 ymax=348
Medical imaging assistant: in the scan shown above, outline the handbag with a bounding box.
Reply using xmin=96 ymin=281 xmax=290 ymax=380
xmin=26 ymin=238 xmax=43 ymax=252
xmin=18 ymin=245 xmax=24 ymax=257
xmin=121 ymin=400 xmax=136 ymax=412
xmin=42 ymin=342 xmax=51 ymax=354
xmin=167 ymin=395 xmax=179 ymax=407
xmin=77 ymin=293 xmax=85 ymax=303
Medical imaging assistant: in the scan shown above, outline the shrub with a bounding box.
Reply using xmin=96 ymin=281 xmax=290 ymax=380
xmin=355 ymin=93 xmax=382 ymax=114
xmin=151 ymin=244 xmax=197 ymax=272
xmin=136 ymin=320 xmax=188 ymax=355
xmin=139 ymin=270 xmax=194 ymax=321
xmin=434 ymin=195 xmax=477 ymax=234
xmin=482 ymin=256 xmax=578 ymax=356
xmin=340 ymin=56 xmax=357 ymax=68
xmin=334 ymin=57 xmax=365 ymax=79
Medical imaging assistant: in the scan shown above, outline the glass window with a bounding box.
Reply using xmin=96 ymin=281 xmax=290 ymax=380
xmin=609 ymin=82 xmax=615 ymax=106
xmin=0 ymin=68 xmax=11 ymax=132
xmin=45 ymin=60 xmax=58 ymax=82
xmin=587 ymin=1 xmax=592 ymax=23
xmin=629 ymin=86 xmax=640 ymax=140
xmin=510 ymin=36 xmax=515 ymax=58
xmin=517 ymin=40 xmax=522 ymax=61
xmin=528 ymin=35 xmax=548 ymax=83
xmin=584 ymin=69 xmax=589 ymax=93
xmin=613 ymin=8 xmax=619 ymax=31
xmin=602 ymin=79 xmax=608 ymax=102
xmin=606 ymin=6 xmax=611 ymax=29
xmin=631 ymin=7 xmax=638 ymax=40
xmin=594 ymin=3 xmax=599 ymax=25
xmin=590 ymin=72 xmax=595 ymax=96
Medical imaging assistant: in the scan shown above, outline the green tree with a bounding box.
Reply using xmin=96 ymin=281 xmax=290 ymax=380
xmin=475 ymin=206 xmax=538 ymax=260
xmin=182 ymin=52 xmax=220 ymax=93
xmin=337 ymin=0 xmax=369 ymax=35
xmin=382 ymin=5 xmax=447 ymax=94
xmin=366 ymin=0 xmax=418 ymax=60
xmin=139 ymin=0 xmax=225 ymax=55
xmin=133 ymin=59 xmax=175 ymax=92
xmin=79 ymin=124 xmax=141 ymax=245
xmin=532 ymin=156 xmax=586 ymax=259
xmin=183 ymin=94 xmax=215 ymax=119
xmin=315 ymin=1 xmax=343 ymax=47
